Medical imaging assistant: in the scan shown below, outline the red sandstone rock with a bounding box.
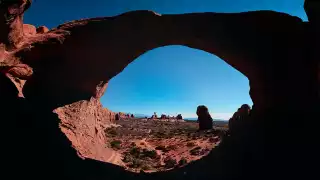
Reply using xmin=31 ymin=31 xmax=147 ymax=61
xmin=36 ymin=26 xmax=49 ymax=34
xmin=23 ymin=24 xmax=36 ymax=36
xmin=54 ymin=97 xmax=116 ymax=161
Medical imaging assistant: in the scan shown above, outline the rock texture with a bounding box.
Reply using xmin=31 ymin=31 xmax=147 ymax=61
xmin=36 ymin=26 xmax=49 ymax=33
xmin=23 ymin=24 xmax=36 ymax=36
xmin=0 ymin=0 xmax=319 ymax=180
xmin=54 ymin=98 xmax=116 ymax=162
xmin=196 ymin=105 xmax=213 ymax=130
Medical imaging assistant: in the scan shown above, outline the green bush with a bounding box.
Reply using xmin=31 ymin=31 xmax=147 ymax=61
xmin=167 ymin=145 xmax=177 ymax=150
xmin=189 ymin=146 xmax=201 ymax=156
xmin=106 ymin=128 xmax=118 ymax=137
xmin=178 ymin=157 xmax=188 ymax=166
xmin=155 ymin=145 xmax=170 ymax=152
xmin=129 ymin=159 xmax=143 ymax=168
xmin=110 ymin=140 xmax=121 ymax=149
xmin=186 ymin=142 xmax=195 ymax=147
xmin=141 ymin=164 xmax=152 ymax=171
xmin=155 ymin=145 xmax=166 ymax=151
xmin=122 ymin=154 xmax=132 ymax=163
xmin=130 ymin=147 xmax=141 ymax=158
xmin=164 ymin=157 xmax=177 ymax=169
xmin=142 ymin=149 xmax=158 ymax=159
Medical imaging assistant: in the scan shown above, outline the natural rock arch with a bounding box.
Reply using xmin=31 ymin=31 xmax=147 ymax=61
xmin=0 ymin=0 xmax=318 ymax=179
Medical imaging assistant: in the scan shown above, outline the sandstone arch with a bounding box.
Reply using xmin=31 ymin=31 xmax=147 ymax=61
xmin=0 ymin=0 xmax=319 ymax=179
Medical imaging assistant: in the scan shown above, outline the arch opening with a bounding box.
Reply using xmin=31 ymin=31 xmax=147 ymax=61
xmin=100 ymin=45 xmax=252 ymax=173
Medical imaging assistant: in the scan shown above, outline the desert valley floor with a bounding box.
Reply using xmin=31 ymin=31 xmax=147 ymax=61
xmin=104 ymin=118 xmax=228 ymax=173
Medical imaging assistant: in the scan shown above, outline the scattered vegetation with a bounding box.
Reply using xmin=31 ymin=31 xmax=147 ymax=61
xmin=106 ymin=118 xmax=226 ymax=172
xmin=190 ymin=146 xmax=202 ymax=156
xmin=155 ymin=145 xmax=167 ymax=151
xmin=155 ymin=145 xmax=176 ymax=152
xmin=142 ymin=149 xmax=158 ymax=159
xmin=167 ymin=145 xmax=177 ymax=150
xmin=106 ymin=128 xmax=118 ymax=137
xmin=110 ymin=140 xmax=122 ymax=149
xmin=186 ymin=142 xmax=196 ymax=147
xmin=178 ymin=157 xmax=188 ymax=166
xmin=123 ymin=146 xmax=160 ymax=171
xmin=141 ymin=164 xmax=152 ymax=171
xmin=164 ymin=157 xmax=177 ymax=169
xmin=129 ymin=159 xmax=143 ymax=168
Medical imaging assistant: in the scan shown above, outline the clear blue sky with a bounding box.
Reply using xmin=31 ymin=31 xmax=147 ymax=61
xmin=24 ymin=0 xmax=307 ymax=119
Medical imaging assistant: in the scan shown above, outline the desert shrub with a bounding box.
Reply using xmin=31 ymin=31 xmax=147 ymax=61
xmin=167 ymin=145 xmax=177 ymax=150
xmin=164 ymin=157 xmax=177 ymax=169
xmin=168 ymin=132 xmax=175 ymax=138
xmin=122 ymin=154 xmax=133 ymax=163
xmin=129 ymin=159 xmax=143 ymax=168
xmin=178 ymin=157 xmax=188 ymax=166
xmin=184 ymin=125 xmax=198 ymax=133
xmin=155 ymin=132 xmax=166 ymax=138
xmin=199 ymin=148 xmax=210 ymax=155
xmin=190 ymin=146 xmax=202 ymax=156
xmin=155 ymin=145 xmax=166 ymax=151
xmin=106 ymin=128 xmax=118 ymax=137
xmin=141 ymin=164 xmax=152 ymax=171
xmin=110 ymin=140 xmax=121 ymax=149
xmin=192 ymin=136 xmax=198 ymax=140
xmin=142 ymin=149 xmax=158 ymax=159
xmin=186 ymin=142 xmax=196 ymax=147
xmin=155 ymin=145 xmax=170 ymax=153
xmin=130 ymin=147 xmax=142 ymax=158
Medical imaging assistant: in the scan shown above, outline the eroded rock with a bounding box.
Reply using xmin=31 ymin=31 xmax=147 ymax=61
xmin=54 ymin=98 xmax=116 ymax=162
xmin=23 ymin=24 xmax=36 ymax=36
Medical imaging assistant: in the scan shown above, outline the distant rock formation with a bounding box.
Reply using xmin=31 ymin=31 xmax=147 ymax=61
xmin=116 ymin=112 xmax=132 ymax=119
xmin=153 ymin=112 xmax=158 ymax=119
xmin=196 ymin=105 xmax=213 ymax=130
xmin=160 ymin=114 xmax=167 ymax=119
xmin=115 ymin=113 xmax=120 ymax=120
xmin=176 ymin=114 xmax=183 ymax=120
